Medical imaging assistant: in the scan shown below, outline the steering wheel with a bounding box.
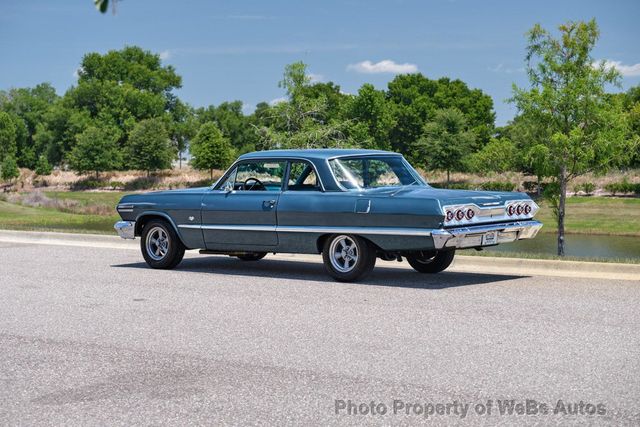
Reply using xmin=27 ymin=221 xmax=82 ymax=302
xmin=243 ymin=177 xmax=266 ymax=191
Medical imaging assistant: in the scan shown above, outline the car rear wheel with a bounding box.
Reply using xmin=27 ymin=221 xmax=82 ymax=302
xmin=322 ymin=234 xmax=376 ymax=282
xmin=141 ymin=220 xmax=185 ymax=269
xmin=236 ymin=252 xmax=267 ymax=261
xmin=406 ymin=250 xmax=455 ymax=273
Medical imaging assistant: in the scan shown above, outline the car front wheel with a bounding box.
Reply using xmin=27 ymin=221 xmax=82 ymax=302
xmin=406 ymin=250 xmax=455 ymax=273
xmin=322 ymin=234 xmax=376 ymax=282
xmin=140 ymin=220 xmax=185 ymax=269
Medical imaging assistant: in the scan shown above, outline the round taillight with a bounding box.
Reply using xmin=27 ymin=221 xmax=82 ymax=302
xmin=466 ymin=209 xmax=475 ymax=220
xmin=516 ymin=204 xmax=524 ymax=215
xmin=507 ymin=205 xmax=515 ymax=216
xmin=524 ymin=204 xmax=532 ymax=215
xmin=455 ymin=209 xmax=465 ymax=221
xmin=446 ymin=210 xmax=454 ymax=222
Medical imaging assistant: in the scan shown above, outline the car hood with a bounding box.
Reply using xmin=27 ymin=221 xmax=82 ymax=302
xmin=366 ymin=186 xmax=530 ymax=206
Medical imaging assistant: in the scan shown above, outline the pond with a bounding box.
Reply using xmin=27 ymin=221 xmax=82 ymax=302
xmin=484 ymin=233 xmax=640 ymax=261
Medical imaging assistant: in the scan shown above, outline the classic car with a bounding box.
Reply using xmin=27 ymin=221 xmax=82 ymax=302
xmin=114 ymin=149 xmax=542 ymax=281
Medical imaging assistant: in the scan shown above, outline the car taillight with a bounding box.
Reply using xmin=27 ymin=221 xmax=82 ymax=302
xmin=524 ymin=204 xmax=532 ymax=215
xmin=516 ymin=204 xmax=524 ymax=215
xmin=507 ymin=205 xmax=515 ymax=216
xmin=466 ymin=209 xmax=475 ymax=220
xmin=446 ymin=210 xmax=454 ymax=222
xmin=455 ymin=209 xmax=465 ymax=221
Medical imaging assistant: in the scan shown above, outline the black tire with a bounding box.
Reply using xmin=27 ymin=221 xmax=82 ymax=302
xmin=322 ymin=234 xmax=376 ymax=282
xmin=140 ymin=220 xmax=185 ymax=269
xmin=406 ymin=250 xmax=455 ymax=273
xmin=236 ymin=252 xmax=267 ymax=261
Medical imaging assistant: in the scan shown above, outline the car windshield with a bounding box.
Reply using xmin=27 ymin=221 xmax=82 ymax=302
xmin=329 ymin=156 xmax=425 ymax=190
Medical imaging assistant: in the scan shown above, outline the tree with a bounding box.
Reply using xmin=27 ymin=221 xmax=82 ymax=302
xmin=0 ymin=111 xmax=17 ymax=162
xmin=68 ymin=126 xmax=122 ymax=178
xmin=413 ymin=108 xmax=475 ymax=184
xmin=468 ymin=137 xmax=517 ymax=174
xmin=1 ymin=155 xmax=19 ymax=182
xmin=190 ymin=122 xmax=235 ymax=179
xmin=35 ymin=154 xmax=53 ymax=176
xmin=346 ymin=84 xmax=394 ymax=150
xmin=511 ymin=19 xmax=633 ymax=256
xmin=257 ymin=62 xmax=354 ymax=149
xmin=127 ymin=118 xmax=174 ymax=175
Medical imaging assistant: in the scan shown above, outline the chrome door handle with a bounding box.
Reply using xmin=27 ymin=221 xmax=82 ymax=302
xmin=264 ymin=199 xmax=277 ymax=208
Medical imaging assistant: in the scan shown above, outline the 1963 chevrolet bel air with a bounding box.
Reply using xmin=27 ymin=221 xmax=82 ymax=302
xmin=115 ymin=149 xmax=542 ymax=281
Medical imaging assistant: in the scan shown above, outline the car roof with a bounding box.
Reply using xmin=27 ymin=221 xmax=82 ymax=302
xmin=238 ymin=148 xmax=400 ymax=161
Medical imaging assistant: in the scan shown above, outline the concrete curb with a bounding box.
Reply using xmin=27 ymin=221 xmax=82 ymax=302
xmin=1 ymin=229 xmax=638 ymax=281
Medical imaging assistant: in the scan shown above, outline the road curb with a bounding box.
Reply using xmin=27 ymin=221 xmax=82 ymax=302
xmin=1 ymin=229 xmax=638 ymax=281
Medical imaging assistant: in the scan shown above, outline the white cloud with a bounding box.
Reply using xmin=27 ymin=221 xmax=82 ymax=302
xmin=269 ymin=97 xmax=287 ymax=106
xmin=600 ymin=60 xmax=640 ymax=77
xmin=307 ymin=73 xmax=323 ymax=83
xmin=159 ymin=50 xmax=171 ymax=61
xmin=488 ymin=63 xmax=524 ymax=74
xmin=347 ymin=59 xmax=418 ymax=74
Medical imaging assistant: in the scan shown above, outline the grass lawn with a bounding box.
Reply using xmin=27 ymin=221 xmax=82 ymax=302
xmin=535 ymin=197 xmax=640 ymax=236
xmin=0 ymin=190 xmax=638 ymax=237
xmin=0 ymin=200 xmax=120 ymax=234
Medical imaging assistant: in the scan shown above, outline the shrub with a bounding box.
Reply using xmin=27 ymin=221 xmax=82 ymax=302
xmin=479 ymin=181 xmax=517 ymax=192
xmin=523 ymin=181 xmax=538 ymax=192
xmin=582 ymin=182 xmax=595 ymax=195
xmin=429 ymin=181 xmax=473 ymax=190
xmin=35 ymin=155 xmax=53 ymax=176
xmin=71 ymin=178 xmax=104 ymax=190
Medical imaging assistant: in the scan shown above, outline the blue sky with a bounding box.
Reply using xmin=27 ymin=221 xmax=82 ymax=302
xmin=1 ymin=0 xmax=639 ymax=125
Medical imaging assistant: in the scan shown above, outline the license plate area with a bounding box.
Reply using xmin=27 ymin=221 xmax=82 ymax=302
xmin=482 ymin=231 xmax=498 ymax=246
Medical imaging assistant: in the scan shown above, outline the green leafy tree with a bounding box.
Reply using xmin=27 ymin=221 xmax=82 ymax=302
xmin=511 ymin=19 xmax=633 ymax=256
xmin=35 ymin=154 xmax=53 ymax=176
xmin=1 ymin=155 xmax=20 ymax=182
xmin=127 ymin=118 xmax=174 ymax=175
xmin=414 ymin=108 xmax=475 ymax=185
xmin=0 ymin=111 xmax=17 ymax=162
xmin=190 ymin=122 xmax=235 ymax=179
xmin=346 ymin=84 xmax=394 ymax=150
xmin=68 ymin=126 xmax=122 ymax=178
xmin=468 ymin=137 xmax=517 ymax=174
xmin=258 ymin=62 xmax=354 ymax=149
xmin=196 ymin=101 xmax=257 ymax=153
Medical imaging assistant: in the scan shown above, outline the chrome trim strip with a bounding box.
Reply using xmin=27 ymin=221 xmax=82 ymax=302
xmin=178 ymin=224 xmax=433 ymax=236
xmin=114 ymin=221 xmax=136 ymax=239
xmin=276 ymin=225 xmax=432 ymax=236
xmin=179 ymin=224 xmax=277 ymax=232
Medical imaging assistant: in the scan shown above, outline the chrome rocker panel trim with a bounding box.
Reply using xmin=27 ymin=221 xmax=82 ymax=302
xmin=114 ymin=221 xmax=136 ymax=239
xmin=433 ymin=220 xmax=543 ymax=250
xmin=177 ymin=224 xmax=433 ymax=237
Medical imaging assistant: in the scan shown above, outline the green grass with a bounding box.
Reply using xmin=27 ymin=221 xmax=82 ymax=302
xmin=535 ymin=197 xmax=640 ymax=236
xmin=42 ymin=191 xmax=132 ymax=207
xmin=0 ymin=200 xmax=120 ymax=234
xmin=463 ymin=248 xmax=640 ymax=264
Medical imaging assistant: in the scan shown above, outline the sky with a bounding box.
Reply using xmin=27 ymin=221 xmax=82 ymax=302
xmin=1 ymin=0 xmax=639 ymax=125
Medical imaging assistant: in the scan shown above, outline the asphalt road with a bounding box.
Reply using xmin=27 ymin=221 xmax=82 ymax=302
xmin=0 ymin=240 xmax=639 ymax=426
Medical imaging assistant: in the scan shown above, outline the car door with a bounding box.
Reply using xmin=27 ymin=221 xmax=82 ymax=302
xmin=200 ymin=160 xmax=285 ymax=248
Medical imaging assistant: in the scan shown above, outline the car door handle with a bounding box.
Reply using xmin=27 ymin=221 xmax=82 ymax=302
xmin=263 ymin=199 xmax=277 ymax=209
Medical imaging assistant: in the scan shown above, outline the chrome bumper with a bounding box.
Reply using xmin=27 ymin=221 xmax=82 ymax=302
xmin=114 ymin=221 xmax=136 ymax=239
xmin=432 ymin=220 xmax=543 ymax=250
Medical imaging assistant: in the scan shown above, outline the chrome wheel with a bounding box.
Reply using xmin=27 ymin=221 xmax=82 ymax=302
xmin=329 ymin=235 xmax=359 ymax=273
xmin=145 ymin=226 xmax=170 ymax=261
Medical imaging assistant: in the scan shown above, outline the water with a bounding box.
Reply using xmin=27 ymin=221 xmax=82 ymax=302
xmin=484 ymin=233 xmax=640 ymax=261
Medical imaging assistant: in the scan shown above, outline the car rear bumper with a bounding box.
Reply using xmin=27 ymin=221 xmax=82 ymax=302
xmin=432 ymin=220 xmax=543 ymax=250
xmin=114 ymin=221 xmax=136 ymax=239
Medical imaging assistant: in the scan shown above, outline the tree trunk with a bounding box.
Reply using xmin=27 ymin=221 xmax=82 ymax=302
xmin=446 ymin=170 xmax=450 ymax=187
xmin=536 ymin=175 xmax=541 ymax=198
xmin=557 ymin=167 xmax=567 ymax=256
xmin=210 ymin=169 xmax=213 ymax=180
xmin=95 ymin=170 xmax=99 ymax=180
xmin=179 ymin=151 xmax=183 ymax=169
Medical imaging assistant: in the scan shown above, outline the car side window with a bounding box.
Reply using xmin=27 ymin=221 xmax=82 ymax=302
xmin=234 ymin=161 xmax=286 ymax=191
xmin=287 ymin=161 xmax=321 ymax=191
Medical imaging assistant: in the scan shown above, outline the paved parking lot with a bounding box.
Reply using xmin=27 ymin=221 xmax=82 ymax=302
xmin=1 ymin=239 xmax=638 ymax=425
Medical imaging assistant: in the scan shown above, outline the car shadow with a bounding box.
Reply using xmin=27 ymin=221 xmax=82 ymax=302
xmin=112 ymin=256 xmax=528 ymax=289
